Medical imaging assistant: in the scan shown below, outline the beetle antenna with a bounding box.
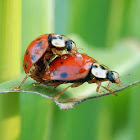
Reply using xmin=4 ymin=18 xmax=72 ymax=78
xmin=116 ymin=81 xmax=125 ymax=87
xmin=77 ymin=48 xmax=84 ymax=50
xmin=116 ymin=74 xmax=130 ymax=87
xmin=119 ymin=74 xmax=130 ymax=79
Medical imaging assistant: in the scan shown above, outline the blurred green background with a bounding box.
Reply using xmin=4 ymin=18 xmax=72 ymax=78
xmin=0 ymin=0 xmax=140 ymax=140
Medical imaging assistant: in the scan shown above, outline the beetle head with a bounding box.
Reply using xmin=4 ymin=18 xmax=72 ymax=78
xmin=106 ymin=71 xmax=120 ymax=83
xmin=65 ymin=40 xmax=76 ymax=51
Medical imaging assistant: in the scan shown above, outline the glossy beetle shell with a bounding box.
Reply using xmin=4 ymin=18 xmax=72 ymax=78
xmin=23 ymin=34 xmax=53 ymax=73
xmin=43 ymin=54 xmax=97 ymax=81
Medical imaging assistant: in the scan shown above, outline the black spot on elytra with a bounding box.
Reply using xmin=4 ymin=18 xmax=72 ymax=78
xmin=24 ymin=61 xmax=28 ymax=69
xmin=60 ymin=72 xmax=67 ymax=78
xmin=31 ymin=55 xmax=36 ymax=61
xmin=25 ymin=64 xmax=27 ymax=69
xmin=60 ymin=62 xmax=63 ymax=64
xmin=26 ymin=50 xmax=29 ymax=55
xmin=36 ymin=38 xmax=41 ymax=41
xmin=37 ymin=41 xmax=42 ymax=47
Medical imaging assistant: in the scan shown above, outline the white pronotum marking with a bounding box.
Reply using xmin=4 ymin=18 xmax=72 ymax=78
xmin=52 ymin=34 xmax=65 ymax=47
xmin=91 ymin=66 xmax=108 ymax=78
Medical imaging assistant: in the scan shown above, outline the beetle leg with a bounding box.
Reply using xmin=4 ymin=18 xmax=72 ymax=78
xmin=69 ymin=48 xmax=78 ymax=54
xmin=68 ymin=49 xmax=77 ymax=56
xmin=53 ymin=85 xmax=71 ymax=100
xmin=107 ymin=81 xmax=111 ymax=89
xmin=70 ymin=82 xmax=84 ymax=88
xmin=12 ymin=75 xmax=29 ymax=90
xmin=88 ymin=79 xmax=105 ymax=94
xmin=101 ymin=85 xmax=117 ymax=96
xmin=32 ymin=82 xmax=41 ymax=86
xmin=95 ymin=80 xmax=105 ymax=94
xmin=112 ymin=88 xmax=117 ymax=91
xmin=43 ymin=52 xmax=54 ymax=69
xmin=68 ymin=51 xmax=74 ymax=56
xmin=53 ymin=84 xmax=60 ymax=89
xmin=116 ymin=82 xmax=125 ymax=87
xmin=88 ymin=78 xmax=97 ymax=84
xmin=51 ymin=48 xmax=63 ymax=56
xmin=45 ymin=81 xmax=64 ymax=87
xmin=53 ymin=82 xmax=84 ymax=100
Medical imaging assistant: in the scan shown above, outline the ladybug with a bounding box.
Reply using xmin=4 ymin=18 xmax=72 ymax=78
xmin=14 ymin=33 xmax=77 ymax=90
xmin=23 ymin=33 xmax=77 ymax=74
xmin=42 ymin=54 xmax=125 ymax=100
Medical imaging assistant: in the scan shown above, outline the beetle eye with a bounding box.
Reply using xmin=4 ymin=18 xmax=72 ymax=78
xmin=58 ymin=36 xmax=62 ymax=39
xmin=107 ymin=71 xmax=119 ymax=83
xmin=65 ymin=40 xmax=73 ymax=51
xmin=52 ymin=37 xmax=57 ymax=39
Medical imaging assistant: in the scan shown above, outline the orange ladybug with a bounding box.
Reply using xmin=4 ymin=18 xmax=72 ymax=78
xmin=14 ymin=33 xmax=77 ymax=90
xmin=42 ymin=54 xmax=125 ymax=100
xmin=24 ymin=33 xmax=77 ymax=74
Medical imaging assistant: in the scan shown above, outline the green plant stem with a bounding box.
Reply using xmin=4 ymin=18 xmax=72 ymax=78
xmin=0 ymin=0 xmax=21 ymax=140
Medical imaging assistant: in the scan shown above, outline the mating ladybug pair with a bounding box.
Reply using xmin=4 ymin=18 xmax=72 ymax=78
xmin=14 ymin=33 xmax=126 ymax=100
